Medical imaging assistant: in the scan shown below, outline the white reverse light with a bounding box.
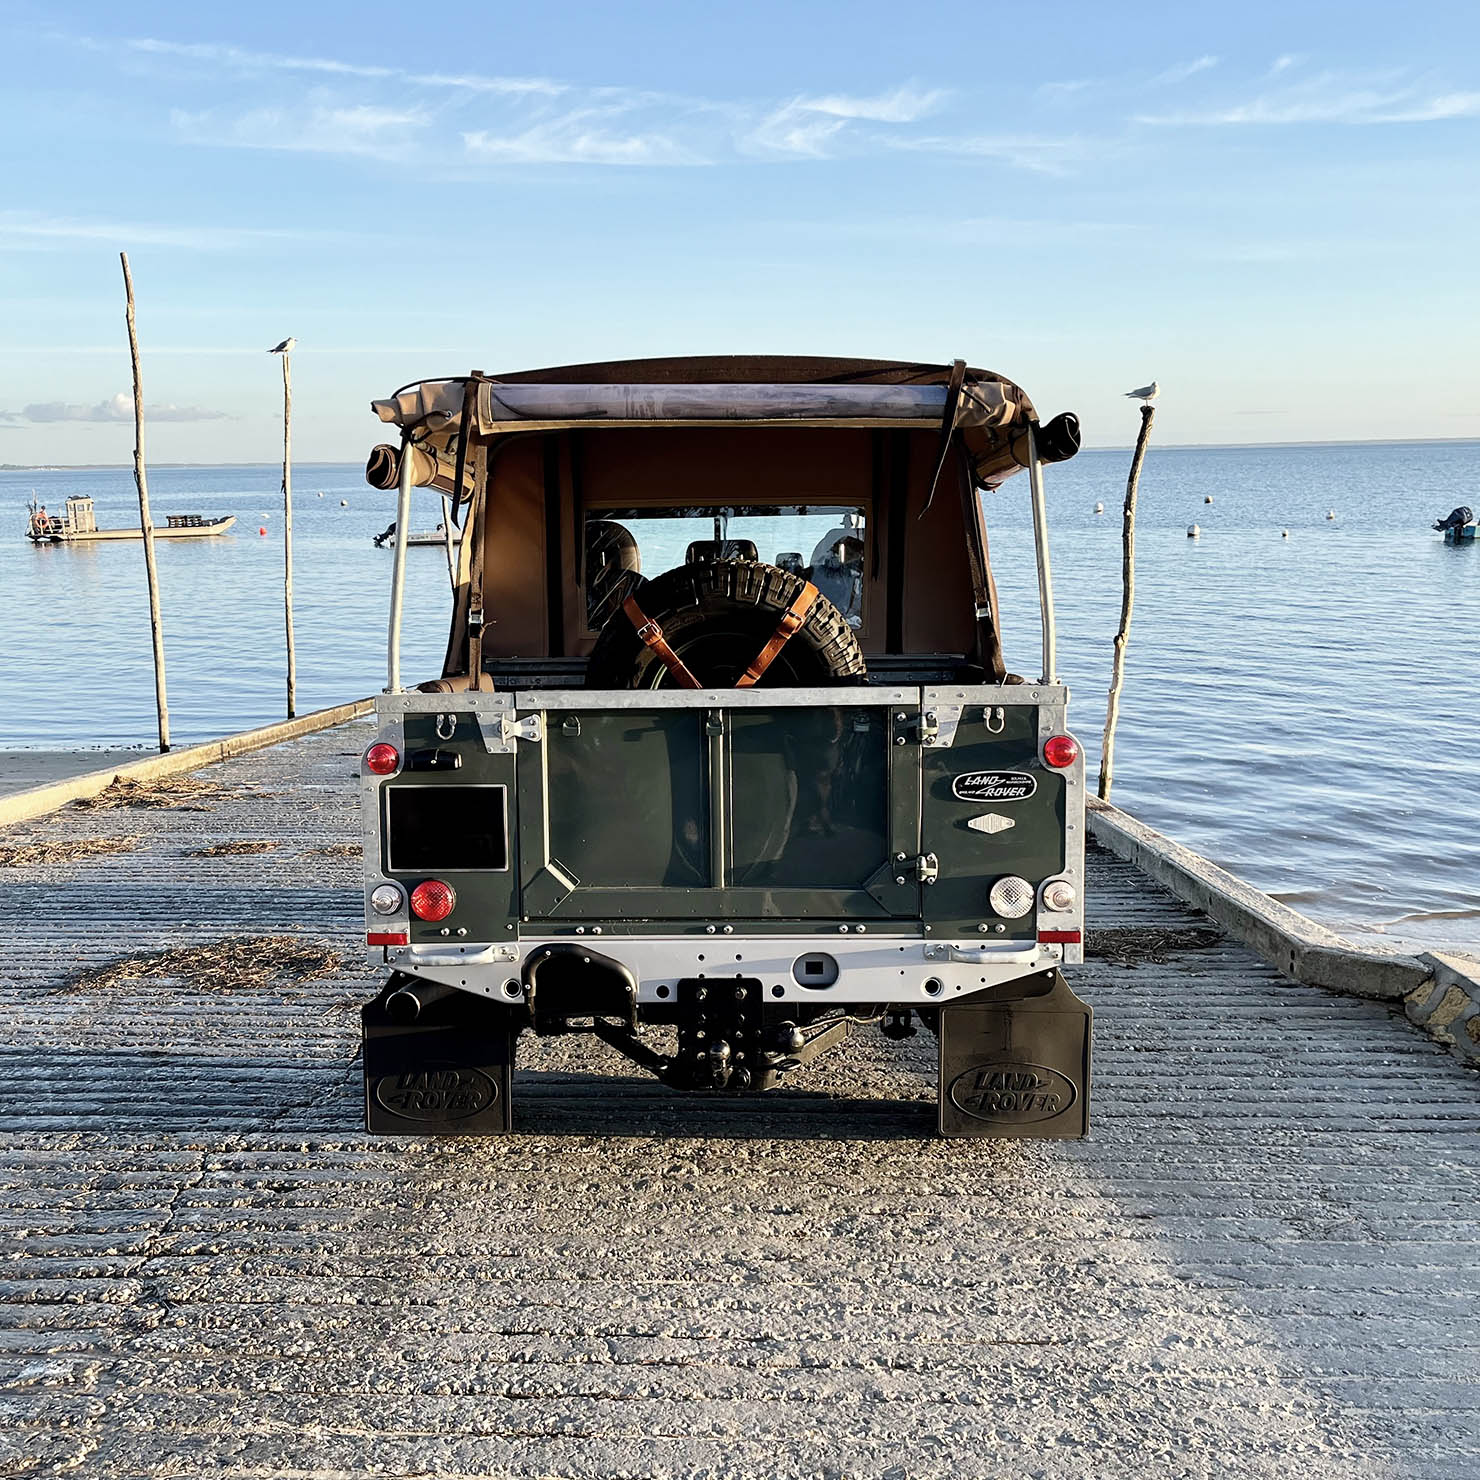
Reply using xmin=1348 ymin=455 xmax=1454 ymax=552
xmin=1041 ymin=879 xmax=1077 ymax=913
xmin=370 ymin=883 xmax=405 ymax=915
xmin=988 ymin=875 xmax=1035 ymax=919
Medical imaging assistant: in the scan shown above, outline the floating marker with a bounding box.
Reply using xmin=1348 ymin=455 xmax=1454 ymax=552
xmin=340 ymin=499 xmax=349 ymax=507
xmin=258 ymin=526 xmax=267 ymax=536
xmin=1094 ymin=501 xmax=1104 ymax=514
xmin=1204 ymin=495 xmax=1213 ymax=504
xmin=1187 ymin=524 xmax=1200 ymax=539
xmin=1281 ymin=529 xmax=1289 ymax=539
xmin=1326 ymin=510 xmax=1336 ymax=520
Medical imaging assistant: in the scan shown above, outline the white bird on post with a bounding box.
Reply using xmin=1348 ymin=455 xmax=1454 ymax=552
xmin=268 ymin=337 xmax=297 ymax=715
xmin=1124 ymin=381 xmax=1159 ymax=403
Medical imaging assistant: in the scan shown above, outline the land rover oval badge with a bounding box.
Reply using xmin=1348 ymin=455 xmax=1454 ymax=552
xmin=374 ymin=1066 xmax=497 ymax=1122
xmin=948 ymin=1062 xmax=1077 ymax=1124
xmin=952 ymin=769 xmax=1037 ymax=803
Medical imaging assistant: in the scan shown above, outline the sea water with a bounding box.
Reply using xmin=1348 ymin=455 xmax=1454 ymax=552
xmin=2 ymin=441 xmax=1476 ymax=954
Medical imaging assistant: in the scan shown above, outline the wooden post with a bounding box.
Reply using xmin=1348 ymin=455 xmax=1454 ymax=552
xmin=1098 ymin=402 xmax=1156 ymax=802
xmin=120 ymin=253 xmax=171 ymax=754
xmin=280 ymin=348 xmax=296 ymax=717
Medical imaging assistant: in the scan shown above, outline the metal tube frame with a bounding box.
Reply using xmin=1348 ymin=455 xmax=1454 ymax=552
xmin=1025 ymin=423 xmax=1058 ymax=684
xmin=385 ymin=437 xmax=416 ymax=692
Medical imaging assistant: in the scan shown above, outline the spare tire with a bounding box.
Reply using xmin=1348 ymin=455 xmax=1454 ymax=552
xmin=586 ymin=558 xmax=867 ymax=689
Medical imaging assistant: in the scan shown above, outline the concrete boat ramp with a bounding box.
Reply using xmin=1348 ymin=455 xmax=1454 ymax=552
xmin=1 ymin=721 xmax=1476 ymax=1478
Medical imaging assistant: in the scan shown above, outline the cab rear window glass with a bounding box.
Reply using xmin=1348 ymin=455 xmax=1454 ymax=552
xmin=584 ymin=504 xmax=866 ymax=632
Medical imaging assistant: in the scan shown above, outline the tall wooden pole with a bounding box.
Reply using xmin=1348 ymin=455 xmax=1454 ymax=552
xmin=280 ymin=349 xmax=296 ymax=718
xmin=1098 ymin=402 xmax=1156 ymax=801
xmin=120 ymin=253 xmax=171 ymax=753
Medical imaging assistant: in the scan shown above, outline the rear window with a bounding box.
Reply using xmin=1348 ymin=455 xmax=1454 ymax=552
xmin=584 ymin=504 xmax=867 ymax=632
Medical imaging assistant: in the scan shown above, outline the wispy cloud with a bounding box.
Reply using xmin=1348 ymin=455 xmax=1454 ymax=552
xmin=0 ymin=210 xmax=300 ymax=251
xmin=170 ymin=104 xmax=430 ymax=157
xmin=1269 ymin=54 xmax=1300 ymax=76
xmin=463 ymin=109 xmax=703 ymax=166
xmin=0 ymin=394 xmax=228 ymax=424
xmin=746 ymin=85 xmax=947 ymax=157
xmin=1152 ymin=56 xmax=1219 ymax=86
xmin=1139 ymin=72 xmax=1480 ymax=125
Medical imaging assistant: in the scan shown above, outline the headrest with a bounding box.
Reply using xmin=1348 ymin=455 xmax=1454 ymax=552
xmin=685 ymin=539 xmax=758 ymax=564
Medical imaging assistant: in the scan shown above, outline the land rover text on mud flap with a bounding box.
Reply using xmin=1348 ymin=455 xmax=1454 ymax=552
xmin=358 ymin=357 xmax=1089 ymax=1138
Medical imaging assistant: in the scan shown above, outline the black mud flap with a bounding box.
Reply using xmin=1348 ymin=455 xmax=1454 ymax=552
xmin=362 ymin=976 xmax=517 ymax=1136
xmin=938 ymin=970 xmax=1091 ymax=1140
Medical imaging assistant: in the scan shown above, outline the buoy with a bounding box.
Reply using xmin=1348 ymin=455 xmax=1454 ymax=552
xmin=1204 ymin=495 xmax=1213 ymax=504
xmin=1281 ymin=529 xmax=1289 ymax=539
xmin=317 ymin=491 xmax=324 ymax=498
xmin=1326 ymin=510 xmax=1336 ymax=520
xmin=340 ymin=499 xmax=348 ymax=507
xmin=1094 ymin=501 xmax=1104 ymax=514
xmin=258 ymin=526 xmax=267 ymax=536
xmin=1187 ymin=524 xmax=1200 ymax=538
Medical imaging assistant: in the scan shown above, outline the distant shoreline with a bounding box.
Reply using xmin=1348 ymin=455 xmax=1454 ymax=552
xmin=6 ymin=437 xmax=1478 ymax=471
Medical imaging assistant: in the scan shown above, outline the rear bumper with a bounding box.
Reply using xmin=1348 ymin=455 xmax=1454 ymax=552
xmin=382 ymin=931 xmax=1080 ymax=1007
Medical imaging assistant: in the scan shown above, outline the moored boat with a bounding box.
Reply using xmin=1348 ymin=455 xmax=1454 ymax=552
xmin=25 ymin=496 xmax=235 ymax=544
xmin=1433 ymin=505 xmax=1477 ymax=544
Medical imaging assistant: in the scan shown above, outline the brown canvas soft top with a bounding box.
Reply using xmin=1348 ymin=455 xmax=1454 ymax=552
xmin=371 ymin=355 xmax=1075 ymax=495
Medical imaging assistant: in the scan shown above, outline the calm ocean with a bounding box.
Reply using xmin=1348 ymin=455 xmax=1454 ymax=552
xmin=3 ymin=441 xmax=1476 ymax=954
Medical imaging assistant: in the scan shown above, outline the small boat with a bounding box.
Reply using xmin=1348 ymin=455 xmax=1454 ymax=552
xmin=1434 ymin=505 xmax=1477 ymax=544
xmin=373 ymin=521 xmax=460 ymax=549
xmin=26 ymin=496 xmax=235 ymax=544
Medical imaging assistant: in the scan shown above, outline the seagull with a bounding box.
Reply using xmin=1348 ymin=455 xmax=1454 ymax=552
xmin=1124 ymin=381 xmax=1158 ymax=403
xmin=267 ymin=337 xmax=296 ymax=355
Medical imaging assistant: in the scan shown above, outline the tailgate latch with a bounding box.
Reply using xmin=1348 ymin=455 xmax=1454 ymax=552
xmin=916 ymin=852 xmax=939 ymax=886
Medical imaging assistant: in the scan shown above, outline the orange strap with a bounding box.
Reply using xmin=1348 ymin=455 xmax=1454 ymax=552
xmin=736 ymin=582 xmax=820 ymax=688
xmin=623 ymin=595 xmax=702 ymax=689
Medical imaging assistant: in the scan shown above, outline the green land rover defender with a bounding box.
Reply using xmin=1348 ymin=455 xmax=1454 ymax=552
xmin=358 ymin=356 xmax=1089 ymax=1138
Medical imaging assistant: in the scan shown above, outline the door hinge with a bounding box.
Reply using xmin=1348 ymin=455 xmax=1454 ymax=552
xmin=477 ymin=709 xmax=544 ymax=753
xmin=503 ymin=713 xmax=543 ymax=744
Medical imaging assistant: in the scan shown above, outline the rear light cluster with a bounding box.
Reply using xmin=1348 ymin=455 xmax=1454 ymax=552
xmin=1043 ymin=734 xmax=1079 ymax=769
xmin=370 ymin=884 xmax=404 ymax=915
xmin=410 ymin=879 xmax=456 ymax=922
xmin=1041 ymin=879 xmax=1077 ymax=913
xmin=365 ymin=742 xmax=400 ymax=775
xmin=988 ymin=875 xmax=1035 ymax=919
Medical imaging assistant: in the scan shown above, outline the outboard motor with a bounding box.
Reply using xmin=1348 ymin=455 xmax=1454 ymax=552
xmin=1434 ymin=505 xmax=1473 ymax=532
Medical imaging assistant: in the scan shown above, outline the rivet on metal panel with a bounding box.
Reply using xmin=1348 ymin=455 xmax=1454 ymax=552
xmin=722 ymin=925 xmax=733 ymax=934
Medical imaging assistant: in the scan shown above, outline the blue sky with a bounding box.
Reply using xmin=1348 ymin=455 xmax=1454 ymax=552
xmin=2 ymin=0 xmax=1477 ymax=462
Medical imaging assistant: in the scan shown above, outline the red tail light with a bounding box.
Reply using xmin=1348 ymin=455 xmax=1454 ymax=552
xmin=365 ymin=742 xmax=400 ymax=775
xmin=409 ymin=879 xmax=456 ymax=922
xmin=1043 ymin=734 xmax=1079 ymax=769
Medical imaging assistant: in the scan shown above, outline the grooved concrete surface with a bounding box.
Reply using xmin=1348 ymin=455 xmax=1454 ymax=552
xmin=1 ymin=721 xmax=1477 ymax=1479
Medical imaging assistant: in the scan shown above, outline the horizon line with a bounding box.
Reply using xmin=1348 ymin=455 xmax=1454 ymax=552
xmin=4 ymin=434 xmax=1480 ymax=471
